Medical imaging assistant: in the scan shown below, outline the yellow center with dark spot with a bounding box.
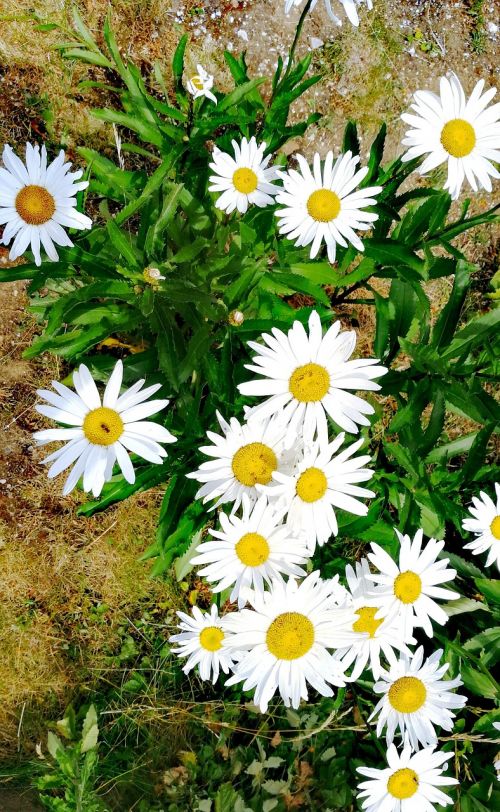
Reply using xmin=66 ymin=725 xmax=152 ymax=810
xmin=490 ymin=515 xmax=500 ymax=540
xmin=233 ymin=167 xmax=258 ymax=194
xmin=387 ymin=768 xmax=419 ymax=800
xmin=199 ymin=626 xmax=224 ymax=652
xmin=394 ymin=571 xmax=422 ymax=604
xmin=296 ymin=467 xmax=328 ymax=503
xmin=235 ymin=532 xmax=270 ymax=567
xmin=231 ymin=442 xmax=277 ymax=487
xmin=289 ymin=362 xmax=330 ymax=402
xmin=191 ymin=75 xmax=204 ymax=90
xmin=388 ymin=676 xmax=427 ymax=713
xmin=266 ymin=612 xmax=314 ymax=660
xmin=83 ymin=406 xmax=124 ymax=446
xmin=440 ymin=118 xmax=476 ymax=158
xmin=15 ymin=184 xmax=56 ymax=225
xmin=307 ymin=188 xmax=341 ymax=222
xmin=352 ymin=606 xmax=383 ymax=638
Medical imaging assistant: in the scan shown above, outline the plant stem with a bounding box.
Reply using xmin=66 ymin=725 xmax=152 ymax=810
xmin=275 ymin=0 xmax=314 ymax=96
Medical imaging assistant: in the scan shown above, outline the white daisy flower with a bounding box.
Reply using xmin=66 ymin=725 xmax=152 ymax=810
xmin=332 ymin=559 xmax=414 ymax=680
xmin=401 ymin=72 xmax=500 ymax=199
xmin=462 ymin=483 xmax=500 ymax=571
xmin=191 ymin=495 xmax=310 ymax=608
xmin=368 ymin=646 xmax=467 ymax=750
xmin=0 ymin=143 xmax=92 ymax=266
xmin=357 ymin=739 xmax=458 ymax=811
xmin=186 ymin=64 xmax=217 ymax=104
xmin=186 ymin=411 xmax=298 ymax=511
xmin=223 ymin=572 xmax=353 ymax=712
xmin=208 ymin=136 xmax=278 ymax=214
xmin=366 ymin=530 xmax=459 ymax=639
xmin=284 ymin=0 xmax=373 ymax=27
xmin=275 ymin=150 xmax=382 ymax=263
xmin=170 ymin=604 xmax=235 ymax=684
xmin=261 ymin=433 xmax=375 ymax=554
xmin=238 ymin=310 xmax=387 ymax=444
xmin=33 ymin=360 xmax=176 ymax=497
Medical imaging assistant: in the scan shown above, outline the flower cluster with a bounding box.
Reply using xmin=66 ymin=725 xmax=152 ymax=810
xmin=170 ymin=310 xmax=470 ymax=811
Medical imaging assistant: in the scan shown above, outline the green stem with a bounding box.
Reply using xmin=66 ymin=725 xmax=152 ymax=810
xmin=273 ymin=0 xmax=314 ymax=99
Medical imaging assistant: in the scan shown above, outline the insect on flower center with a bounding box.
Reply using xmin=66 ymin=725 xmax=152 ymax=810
xmin=289 ymin=363 xmax=330 ymax=402
xmin=191 ymin=75 xmax=205 ymax=90
xmin=394 ymin=570 xmax=422 ymax=604
xmin=352 ymin=606 xmax=383 ymax=638
xmin=83 ymin=406 xmax=124 ymax=446
xmin=387 ymin=768 xmax=419 ymax=800
xmin=296 ymin=467 xmax=328 ymax=503
xmin=490 ymin=515 xmax=500 ymax=540
xmin=266 ymin=612 xmax=314 ymax=660
xmin=233 ymin=167 xmax=258 ymax=194
xmin=307 ymin=188 xmax=341 ymax=222
xmin=235 ymin=532 xmax=270 ymax=567
xmin=15 ymin=184 xmax=56 ymax=226
xmin=388 ymin=676 xmax=427 ymax=713
xmin=231 ymin=442 xmax=278 ymax=487
xmin=199 ymin=626 xmax=224 ymax=652
xmin=440 ymin=118 xmax=476 ymax=158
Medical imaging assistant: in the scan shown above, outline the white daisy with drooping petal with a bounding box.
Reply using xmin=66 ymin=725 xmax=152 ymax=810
xmin=366 ymin=530 xmax=459 ymax=639
xmin=223 ymin=572 xmax=354 ymax=712
xmin=186 ymin=411 xmax=298 ymax=511
xmin=186 ymin=64 xmax=218 ymax=104
xmin=170 ymin=604 xmax=236 ymax=684
xmin=275 ymin=150 xmax=382 ymax=263
xmin=208 ymin=136 xmax=278 ymax=214
xmin=191 ymin=495 xmax=310 ymax=608
xmin=0 ymin=143 xmax=92 ymax=266
xmin=261 ymin=434 xmax=375 ymax=553
xmin=401 ymin=73 xmax=500 ymax=199
xmin=33 ymin=360 xmax=176 ymax=497
xmin=368 ymin=647 xmax=467 ymax=750
xmin=462 ymin=483 xmax=500 ymax=571
xmin=357 ymin=739 xmax=458 ymax=811
xmin=332 ymin=559 xmax=415 ymax=680
xmin=284 ymin=0 xmax=373 ymax=27
xmin=238 ymin=310 xmax=387 ymax=445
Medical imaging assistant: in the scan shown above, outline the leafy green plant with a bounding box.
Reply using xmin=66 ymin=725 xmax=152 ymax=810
xmin=35 ymin=705 xmax=107 ymax=811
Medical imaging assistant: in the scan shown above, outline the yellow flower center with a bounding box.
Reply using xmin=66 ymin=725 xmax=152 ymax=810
xmin=296 ymin=467 xmax=328 ymax=503
xmin=233 ymin=167 xmax=258 ymax=194
xmin=199 ymin=626 xmax=224 ymax=652
xmin=191 ymin=75 xmax=204 ymax=90
xmin=388 ymin=676 xmax=427 ymax=713
xmin=15 ymin=184 xmax=56 ymax=226
xmin=440 ymin=118 xmax=476 ymax=158
xmin=307 ymin=188 xmax=341 ymax=222
xmin=235 ymin=532 xmax=270 ymax=567
xmin=266 ymin=612 xmax=314 ymax=660
xmin=394 ymin=571 xmax=422 ymax=604
xmin=352 ymin=606 xmax=383 ymax=638
xmin=490 ymin=515 xmax=500 ymax=540
xmin=387 ymin=768 xmax=419 ymax=800
xmin=83 ymin=406 xmax=124 ymax=446
xmin=289 ymin=362 xmax=330 ymax=402
xmin=231 ymin=442 xmax=277 ymax=487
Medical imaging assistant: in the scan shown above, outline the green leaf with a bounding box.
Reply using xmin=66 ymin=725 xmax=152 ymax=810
xmin=364 ymin=238 xmax=426 ymax=275
xmin=475 ymin=578 xmax=500 ymax=606
xmin=431 ymin=260 xmax=471 ymax=349
xmin=172 ymin=34 xmax=188 ymax=89
xmin=460 ymin=661 xmax=498 ymax=699
xmin=214 ymin=782 xmax=240 ymax=811
xmin=441 ymin=308 xmax=500 ymax=360
xmin=217 ymin=78 xmax=265 ymax=112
